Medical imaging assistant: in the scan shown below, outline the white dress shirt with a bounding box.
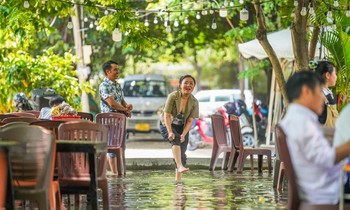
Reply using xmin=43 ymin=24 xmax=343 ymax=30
xmin=280 ymin=103 xmax=341 ymax=204
xmin=334 ymin=104 xmax=350 ymax=147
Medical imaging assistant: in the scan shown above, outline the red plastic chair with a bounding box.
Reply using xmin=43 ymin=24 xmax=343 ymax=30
xmin=0 ymin=124 xmax=55 ymax=210
xmin=57 ymin=121 xmax=109 ymax=210
xmin=96 ymin=112 xmax=127 ymax=175
xmin=227 ymin=115 xmax=272 ymax=173
xmin=209 ymin=114 xmax=232 ymax=171
xmin=24 ymin=110 xmax=41 ymax=118
xmin=2 ymin=117 xmax=40 ymax=124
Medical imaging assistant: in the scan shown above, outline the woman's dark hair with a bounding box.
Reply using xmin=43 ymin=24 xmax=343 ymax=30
xmin=285 ymin=70 xmax=324 ymax=103
xmin=49 ymin=96 xmax=65 ymax=107
xmin=102 ymin=60 xmax=118 ymax=75
xmin=315 ymin=61 xmax=335 ymax=78
xmin=179 ymin=75 xmax=196 ymax=86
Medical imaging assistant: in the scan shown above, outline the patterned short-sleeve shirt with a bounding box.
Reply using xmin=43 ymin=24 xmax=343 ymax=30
xmin=99 ymin=77 xmax=124 ymax=113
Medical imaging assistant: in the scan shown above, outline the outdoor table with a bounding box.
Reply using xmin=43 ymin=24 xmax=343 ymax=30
xmin=56 ymin=140 xmax=107 ymax=210
xmin=0 ymin=141 xmax=17 ymax=210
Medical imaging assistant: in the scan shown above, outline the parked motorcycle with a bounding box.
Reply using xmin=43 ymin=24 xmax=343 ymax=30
xmin=188 ymin=117 xmax=213 ymax=151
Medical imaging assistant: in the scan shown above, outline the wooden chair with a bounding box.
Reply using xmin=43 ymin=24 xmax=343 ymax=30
xmin=0 ymin=114 xmax=18 ymax=121
xmin=96 ymin=112 xmax=127 ymax=175
xmin=77 ymin=112 xmax=94 ymax=121
xmin=8 ymin=112 xmax=36 ymax=118
xmin=24 ymin=110 xmax=41 ymax=118
xmin=227 ymin=115 xmax=272 ymax=173
xmin=275 ymin=126 xmax=344 ymax=210
xmin=2 ymin=117 xmax=40 ymax=124
xmin=0 ymin=125 xmax=55 ymax=210
xmin=209 ymin=114 xmax=232 ymax=171
xmin=57 ymin=121 xmax=109 ymax=210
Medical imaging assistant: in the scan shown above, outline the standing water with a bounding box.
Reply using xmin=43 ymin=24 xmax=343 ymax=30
xmin=62 ymin=170 xmax=287 ymax=209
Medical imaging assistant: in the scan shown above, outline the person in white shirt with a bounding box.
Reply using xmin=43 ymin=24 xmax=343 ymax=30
xmin=39 ymin=95 xmax=65 ymax=119
xmin=280 ymin=70 xmax=350 ymax=205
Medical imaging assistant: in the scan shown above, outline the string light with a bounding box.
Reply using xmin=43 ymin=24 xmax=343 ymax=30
xmin=112 ymin=23 xmax=122 ymax=42
xmin=153 ymin=16 xmax=158 ymax=24
xmin=196 ymin=11 xmax=201 ymax=19
xmin=219 ymin=8 xmax=228 ymax=17
xmin=24 ymin=0 xmax=30 ymax=8
xmin=240 ymin=8 xmax=249 ymax=21
xmin=239 ymin=0 xmax=244 ymax=4
xmin=165 ymin=21 xmax=171 ymax=33
xmin=174 ymin=18 xmax=179 ymax=27
xmin=184 ymin=16 xmax=189 ymax=24
xmin=332 ymin=19 xmax=336 ymax=30
xmin=144 ymin=16 xmax=149 ymax=26
xmin=201 ymin=9 xmax=208 ymax=15
xmin=333 ymin=0 xmax=339 ymax=7
xmin=309 ymin=3 xmax=315 ymax=16
xmin=293 ymin=0 xmax=298 ymax=7
xmin=67 ymin=17 xmax=73 ymax=29
xmin=211 ymin=17 xmax=217 ymax=29
xmin=104 ymin=10 xmax=109 ymax=15
xmin=229 ymin=1 xmax=234 ymax=7
xmin=300 ymin=6 xmax=307 ymax=16
xmin=209 ymin=6 xmax=214 ymax=14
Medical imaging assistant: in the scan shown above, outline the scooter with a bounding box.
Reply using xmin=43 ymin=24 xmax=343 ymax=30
xmin=188 ymin=117 xmax=213 ymax=151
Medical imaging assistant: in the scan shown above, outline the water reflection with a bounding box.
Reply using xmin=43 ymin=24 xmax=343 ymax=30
xmin=64 ymin=170 xmax=287 ymax=209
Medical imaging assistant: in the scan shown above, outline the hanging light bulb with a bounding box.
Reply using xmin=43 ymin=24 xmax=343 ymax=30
xmin=94 ymin=19 xmax=99 ymax=26
xmin=42 ymin=0 xmax=46 ymax=4
xmin=166 ymin=21 xmax=171 ymax=33
xmin=309 ymin=4 xmax=315 ymax=16
xmin=202 ymin=9 xmax=208 ymax=15
xmin=334 ymin=0 xmax=339 ymax=7
xmin=154 ymin=17 xmax=158 ymax=24
xmin=293 ymin=0 xmax=298 ymax=6
xmin=96 ymin=25 xmax=100 ymax=31
xmin=332 ymin=20 xmax=336 ymax=30
xmin=89 ymin=22 xmax=94 ymax=29
xmin=184 ymin=16 xmax=189 ymax=24
xmin=327 ymin=7 xmax=332 ymax=19
xmin=240 ymin=8 xmax=249 ymax=21
xmin=291 ymin=11 xmax=296 ymax=18
xmin=164 ymin=18 xmax=168 ymax=27
xmin=84 ymin=17 xmax=88 ymax=22
xmin=300 ymin=6 xmax=307 ymax=16
xmin=24 ymin=0 xmax=30 ymax=8
xmin=104 ymin=10 xmax=109 ymax=15
xmin=67 ymin=17 xmax=73 ymax=29
xmin=223 ymin=0 xmax=228 ymax=6
xmin=239 ymin=0 xmax=244 ymax=4
xmin=112 ymin=24 xmax=122 ymax=42
xmin=209 ymin=6 xmax=214 ymax=14
xmin=144 ymin=17 xmax=149 ymax=27
xmin=196 ymin=12 xmax=201 ymax=19
xmin=211 ymin=17 xmax=217 ymax=29
xmin=229 ymin=1 xmax=234 ymax=6
xmin=219 ymin=8 xmax=228 ymax=17
xmin=347 ymin=5 xmax=350 ymax=17
xmin=174 ymin=19 xmax=179 ymax=27
xmin=135 ymin=9 xmax=139 ymax=16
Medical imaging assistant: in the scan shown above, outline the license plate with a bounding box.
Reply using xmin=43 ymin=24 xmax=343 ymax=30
xmin=135 ymin=123 xmax=150 ymax=132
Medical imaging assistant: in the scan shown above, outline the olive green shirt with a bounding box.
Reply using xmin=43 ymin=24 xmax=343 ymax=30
xmin=162 ymin=90 xmax=199 ymax=125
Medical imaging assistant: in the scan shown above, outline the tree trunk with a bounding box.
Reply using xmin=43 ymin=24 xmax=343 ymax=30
xmin=253 ymin=0 xmax=288 ymax=108
xmin=309 ymin=26 xmax=320 ymax=60
xmin=291 ymin=0 xmax=309 ymax=71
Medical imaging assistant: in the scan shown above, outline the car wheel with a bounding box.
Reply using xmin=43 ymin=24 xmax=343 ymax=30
xmin=242 ymin=133 xmax=255 ymax=147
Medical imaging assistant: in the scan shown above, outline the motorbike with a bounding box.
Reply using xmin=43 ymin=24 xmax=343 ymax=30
xmin=188 ymin=117 xmax=213 ymax=151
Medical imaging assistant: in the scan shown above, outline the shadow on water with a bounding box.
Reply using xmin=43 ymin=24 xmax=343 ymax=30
xmin=102 ymin=170 xmax=287 ymax=210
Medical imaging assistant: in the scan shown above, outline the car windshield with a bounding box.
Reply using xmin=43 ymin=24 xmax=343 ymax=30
xmin=123 ymin=80 xmax=167 ymax=97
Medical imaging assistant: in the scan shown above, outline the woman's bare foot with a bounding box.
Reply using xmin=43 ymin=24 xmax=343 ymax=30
xmin=177 ymin=166 xmax=189 ymax=173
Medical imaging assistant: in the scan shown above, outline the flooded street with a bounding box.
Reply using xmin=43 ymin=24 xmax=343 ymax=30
xmin=106 ymin=170 xmax=287 ymax=209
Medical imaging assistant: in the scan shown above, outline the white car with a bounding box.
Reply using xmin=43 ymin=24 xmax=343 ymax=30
xmin=194 ymin=89 xmax=253 ymax=116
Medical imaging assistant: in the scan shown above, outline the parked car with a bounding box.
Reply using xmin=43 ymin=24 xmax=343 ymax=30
xmin=194 ymin=89 xmax=253 ymax=116
xmin=122 ymin=74 xmax=169 ymax=134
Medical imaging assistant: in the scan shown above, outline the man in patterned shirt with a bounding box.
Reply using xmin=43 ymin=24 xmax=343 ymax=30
xmin=99 ymin=60 xmax=133 ymax=174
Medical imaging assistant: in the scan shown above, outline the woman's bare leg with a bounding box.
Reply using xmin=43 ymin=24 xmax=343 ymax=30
xmin=172 ymin=145 xmax=189 ymax=173
xmin=175 ymin=169 xmax=183 ymax=181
